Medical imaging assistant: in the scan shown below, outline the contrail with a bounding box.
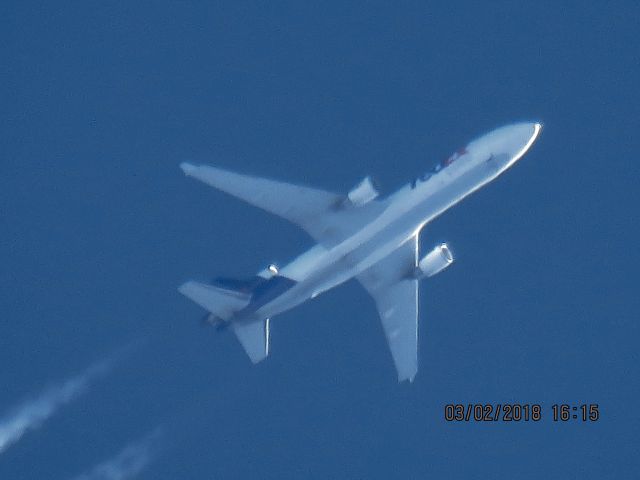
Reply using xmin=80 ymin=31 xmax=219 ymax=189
xmin=70 ymin=428 xmax=163 ymax=480
xmin=0 ymin=356 xmax=115 ymax=454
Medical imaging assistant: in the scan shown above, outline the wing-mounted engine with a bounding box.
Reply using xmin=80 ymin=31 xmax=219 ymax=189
xmin=415 ymin=243 xmax=454 ymax=278
xmin=342 ymin=176 xmax=379 ymax=208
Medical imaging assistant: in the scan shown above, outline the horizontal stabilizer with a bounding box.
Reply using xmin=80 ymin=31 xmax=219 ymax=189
xmin=232 ymin=318 xmax=270 ymax=363
xmin=178 ymin=280 xmax=249 ymax=320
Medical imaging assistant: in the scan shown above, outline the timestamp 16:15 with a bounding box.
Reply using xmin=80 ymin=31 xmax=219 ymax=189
xmin=552 ymin=404 xmax=599 ymax=422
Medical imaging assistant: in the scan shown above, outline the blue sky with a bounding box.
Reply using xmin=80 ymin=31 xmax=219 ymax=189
xmin=2 ymin=1 xmax=639 ymax=478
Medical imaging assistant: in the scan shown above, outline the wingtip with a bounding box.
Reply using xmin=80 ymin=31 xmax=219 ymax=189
xmin=397 ymin=370 xmax=417 ymax=383
xmin=397 ymin=376 xmax=415 ymax=384
xmin=180 ymin=162 xmax=197 ymax=176
xmin=177 ymin=281 xmax=194 ymax=295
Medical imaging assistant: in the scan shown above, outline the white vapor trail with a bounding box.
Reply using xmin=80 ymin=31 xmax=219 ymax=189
xmin=0 ymin=357 xmax=114 ymax=454
xmin=70 ymin=429 xmax=163 ymax=480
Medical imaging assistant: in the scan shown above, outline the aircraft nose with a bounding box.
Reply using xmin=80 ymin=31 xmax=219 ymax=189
xmin=472 ymin=122 xmax=541 ymax=166
xmin=502 ymin=122 xmax=542 ymax=161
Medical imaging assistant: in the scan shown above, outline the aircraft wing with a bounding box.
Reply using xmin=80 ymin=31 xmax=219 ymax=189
xmin=356 ymin=235 xmax=419 ymax=382
xmin=180 ymin=163 xmax=386 ymax=247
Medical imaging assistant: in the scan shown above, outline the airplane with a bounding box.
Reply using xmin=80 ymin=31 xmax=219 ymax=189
xmin=178 ymin=122 xmax=542 ymax=382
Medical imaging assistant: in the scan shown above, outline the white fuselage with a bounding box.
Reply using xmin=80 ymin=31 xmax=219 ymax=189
xmin=246 ymin=123 xmax=542 ymax=321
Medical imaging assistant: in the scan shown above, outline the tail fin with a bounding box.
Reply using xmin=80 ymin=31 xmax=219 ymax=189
xmin=178 ymin=281 xmax=250 ymax=320
xmin=179 ymin=280 xmax=271 ymax=363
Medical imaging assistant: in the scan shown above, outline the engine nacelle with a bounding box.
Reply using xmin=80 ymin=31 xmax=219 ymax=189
xmin=346 ymin=176 xmax=379 ymax=207
xmin=415 ymin=243 xmax=454 ymax=278
xmin=256 ymin=263 xmax=279 ymax=279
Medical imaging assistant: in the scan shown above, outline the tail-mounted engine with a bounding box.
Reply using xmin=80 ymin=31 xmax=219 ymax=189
xmin=415 ymin=243 xmax=454 ymax=278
